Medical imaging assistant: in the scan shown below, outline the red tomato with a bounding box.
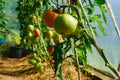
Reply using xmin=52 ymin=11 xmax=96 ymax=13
xmin=34 ymin=28 xmax=41 ymax=37
xmin=49 ymin=59 xmax=55 ymax=65
xmin=47 ymin=45 xmax=54 ymax=55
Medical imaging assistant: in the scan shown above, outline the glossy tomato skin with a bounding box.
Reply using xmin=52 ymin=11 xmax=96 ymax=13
xmin=47 ymin=45 xmax=54 ymax=55
xmin=54 ymin=14 xmax=78 ymax=36
xmin=34 ymin=28 xmax=41 ymax=37
xmin=42 ymin=10 xmax=58 ymax=28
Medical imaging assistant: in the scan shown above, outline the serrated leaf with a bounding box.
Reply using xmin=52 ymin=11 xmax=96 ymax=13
xmin=91 ymin=25 xmax=99 ymax=36
xmin=88 ymin=14 xmax=101 ymax=23
xmin=97 ymin=20 xmax=107 ymax=36
xmin=99 ymin=5 xmax=108 ymax=25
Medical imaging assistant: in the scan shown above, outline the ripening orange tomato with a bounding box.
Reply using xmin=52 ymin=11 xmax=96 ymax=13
xmin=42 ymin=10 xmax=58 ymax=28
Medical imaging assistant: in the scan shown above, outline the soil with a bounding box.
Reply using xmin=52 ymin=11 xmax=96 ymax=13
xmin=0 ymin=54 xmax=93 ymax=80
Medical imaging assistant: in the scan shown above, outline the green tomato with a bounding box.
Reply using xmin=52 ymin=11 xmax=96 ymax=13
xmin=34 ymin=63 xmax=40 ymax=69
xmin=28 ymin=59 xmax=37 ymax=65
xmin=38 ymin=65 xmax=44 ymax=72
xmin=35 ymin=57 xmax=41 ymax=62
xmin=45 ymin=30 xmax=54 ymax=39
xmin=28 ymin=32 xmax=33 ymax=37
xmin=28 ymin=25 xmax=34 ymax=31
xmin=54 ymin=14 xmax=78 ymax=36
xmin=33 ymin=53 xmax=37 ymax=58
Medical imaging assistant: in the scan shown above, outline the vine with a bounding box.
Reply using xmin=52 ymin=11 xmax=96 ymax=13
xmin=16 ymin=0 xmax=51 ymax=72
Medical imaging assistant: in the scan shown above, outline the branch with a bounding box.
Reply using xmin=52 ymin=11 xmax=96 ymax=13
xmin=105 ymin=0 xmax=120 ymax=39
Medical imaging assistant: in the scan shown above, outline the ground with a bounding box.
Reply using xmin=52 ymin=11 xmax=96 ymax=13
xmin=0 ymin=43 xmax=116 ymax=80
xmin=0 ymin=54 xmax=93 ymax=80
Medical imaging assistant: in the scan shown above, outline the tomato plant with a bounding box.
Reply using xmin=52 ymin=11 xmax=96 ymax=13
xmin=16 ymin=0 xmax=120 ymax=80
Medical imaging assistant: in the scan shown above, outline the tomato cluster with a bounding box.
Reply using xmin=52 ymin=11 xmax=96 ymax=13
xmin=42 ymin=10 xmax=78 ymax=37
xmin=42 ymin=10 xmax=79 ymax=67
xmin=27 ymin=25 xmax=41 ymax=37
xmin=28 ymin=53 xmax=44 ymax=72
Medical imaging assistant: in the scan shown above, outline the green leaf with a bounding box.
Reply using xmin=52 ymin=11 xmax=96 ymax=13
xmin=76 ymin=48 xmax=87 ymax=67
xmin=92 ymin=26 xmax=99 ymax=36
xmin=85 ymin=7 xmax=94 ymax=15
xmin=93 ymin=14 xmax=101 ymax=19
xmin=52 ymin=44 xmax=64 ymax=80
xmin=94 ymin=0 xmax=105 ymax=5
xmin=97 ymin=20 xmax=107 ymax=36
xmin=99 ymin=5 xmax=108 ymax=25
xmin=56 ymin=63 xmax=63 ymax=80
xmin=88 ymin=0 xmax=94 ymax=7
xmin=70 ymin=38 xmax=74 ymax=53
xmin=85 ymin=38 xmax=93 ymax=53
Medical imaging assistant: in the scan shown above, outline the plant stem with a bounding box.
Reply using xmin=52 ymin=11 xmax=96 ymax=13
xmin=78 ymin=0 xmax=120 ymax=78
xmin=36 ymin=8 xmax=50 ymax=60
xmin=56 ymin=0 xmax=59 ymax=8
xmin=74 ymin=48 xmax=81 ymax=80
xmin=105 ymin=0 xmax=120 ymax=39
xmin=78 ymin=0 xmax=96 ymax=41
